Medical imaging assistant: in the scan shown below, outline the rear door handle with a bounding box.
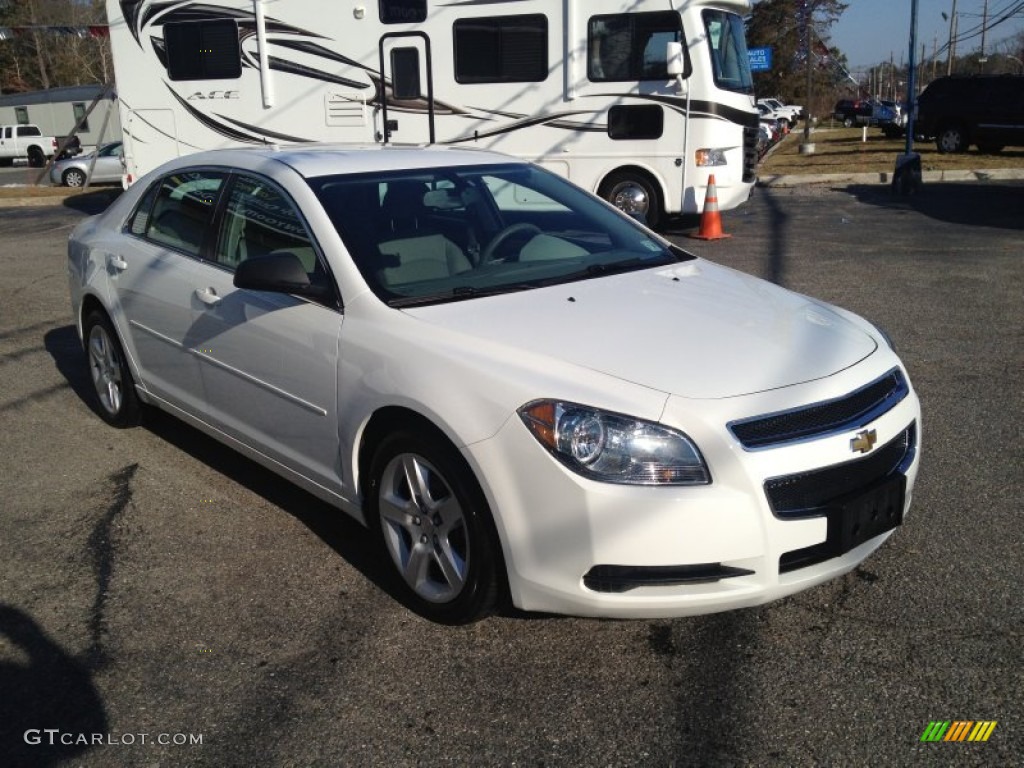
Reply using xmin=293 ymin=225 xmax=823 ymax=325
xmin=194 ymin=287 xmax=222 ymax=307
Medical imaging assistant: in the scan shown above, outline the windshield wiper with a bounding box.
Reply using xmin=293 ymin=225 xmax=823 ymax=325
xmin=387 ymin=282 xmax=539 ymax=308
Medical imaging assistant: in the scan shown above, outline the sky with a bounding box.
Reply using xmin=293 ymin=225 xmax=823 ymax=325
xmin=827 ymin=0 xmax=1024 ymax=70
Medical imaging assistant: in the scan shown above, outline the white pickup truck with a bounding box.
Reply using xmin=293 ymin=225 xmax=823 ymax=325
xmin=0 ymin=124 xmax=58 ymax=167
xmin=757 ymin=99 xmax=803 ymax=128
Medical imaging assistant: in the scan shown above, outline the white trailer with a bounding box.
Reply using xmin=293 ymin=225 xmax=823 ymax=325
xmin=107 ymin=0 xmax=759 ymax=226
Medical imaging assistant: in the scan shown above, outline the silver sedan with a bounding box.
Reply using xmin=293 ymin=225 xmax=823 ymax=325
xmin=50 ymin=141 xmax=123 ymax=187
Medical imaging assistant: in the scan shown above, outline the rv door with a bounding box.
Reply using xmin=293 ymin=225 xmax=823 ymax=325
xmin=379 ymin=33 xmax=434 ymax=144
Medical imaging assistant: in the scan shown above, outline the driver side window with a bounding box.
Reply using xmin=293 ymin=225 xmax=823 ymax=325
xmin=214 ymin=174 xmax=326 ymax=289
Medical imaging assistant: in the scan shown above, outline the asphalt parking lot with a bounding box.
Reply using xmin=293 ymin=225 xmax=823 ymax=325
xmin=1 ymin=180 xmax=1021 ymax=767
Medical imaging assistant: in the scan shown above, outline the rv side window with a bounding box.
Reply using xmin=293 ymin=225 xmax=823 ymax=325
xmin=164 ymin=20 xmax=242 ymax=81
xmin=380 ymin=0 xmax=426 ymax=24
xmin=608 ymin=105 xmax=664 ymax=140
xmin=454 ymin=15 xmax=548 ymax=84
xmin=588 ymin=12 xmax=684 ymax=82
xmin=14 ymin=107 xmax=29 ymax=125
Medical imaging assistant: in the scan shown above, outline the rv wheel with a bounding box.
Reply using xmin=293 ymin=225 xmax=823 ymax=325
xmin=599 ymin=171 xmax=661 ymax=230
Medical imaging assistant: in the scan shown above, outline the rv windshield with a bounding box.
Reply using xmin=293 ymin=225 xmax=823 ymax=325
xmin=703 ymin=10 xmax=754 ymax=94
xmin=309 ymin=164 xmax=687 ymax=306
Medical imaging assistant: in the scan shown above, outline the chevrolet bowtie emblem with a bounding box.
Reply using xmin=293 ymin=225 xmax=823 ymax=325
xmin=851 ymin=429 xmax=878 ymax=454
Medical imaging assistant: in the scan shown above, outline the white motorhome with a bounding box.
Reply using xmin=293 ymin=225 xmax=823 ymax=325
xmin=107 ymin=0 xmax=759 ymax=226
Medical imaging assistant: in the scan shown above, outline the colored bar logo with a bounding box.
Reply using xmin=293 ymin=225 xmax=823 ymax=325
xmin=920 ymin=721 xmax=997 ymax=742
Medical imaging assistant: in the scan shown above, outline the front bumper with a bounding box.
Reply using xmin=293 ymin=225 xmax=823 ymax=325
xmin=465 ymin=359 xmax=921 ymax=619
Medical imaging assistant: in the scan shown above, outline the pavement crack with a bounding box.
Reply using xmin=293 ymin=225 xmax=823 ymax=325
xmin=85 ymin=462 xmax=139 ymax=670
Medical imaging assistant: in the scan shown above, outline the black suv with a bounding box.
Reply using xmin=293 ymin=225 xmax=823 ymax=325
xmin=916 ymin=74 xmax=1024 ymax=153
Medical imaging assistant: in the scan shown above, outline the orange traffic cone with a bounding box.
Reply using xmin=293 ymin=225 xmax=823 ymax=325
xmin=689 ymin=174 xmax=731 ymax=240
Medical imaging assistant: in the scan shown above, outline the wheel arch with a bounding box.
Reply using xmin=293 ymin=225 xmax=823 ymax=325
xmin=596 ymin=164 xmax=666 ymax=227
xmin=355 ymin=404 xmax=511 ymax=595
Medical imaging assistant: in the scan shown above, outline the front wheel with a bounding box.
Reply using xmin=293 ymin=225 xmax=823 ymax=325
xmin=936 ymin=125 xmax=967 ymax=154
xmin=367 ymin=430 xmax=501 ymax=624
xmin=84 ymin=311 xmax=142 ymax=428
xmin=598 ymin=171 xmax=661 ymax=229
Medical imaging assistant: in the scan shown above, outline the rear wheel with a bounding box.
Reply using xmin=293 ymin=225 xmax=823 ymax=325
xmin=84 ymin=311 xmax=141 ymax=428
xmin=63 ymin=168 xmax=86 ymax=188
xmin=936 ymin=125 xmax=967 ymax=154
xmin=27 ymin=146 xmax=46 ymax=167
xmin=598 ymin=171 xmax=662 ymax=229
xmin=367 ymin=430 xmax=500 ymax=624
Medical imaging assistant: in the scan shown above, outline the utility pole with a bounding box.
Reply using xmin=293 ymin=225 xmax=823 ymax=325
xmin=945 ymin=0 xmax=958 ymax=76
xmin=979 ymin=0 xmax=989 ymax=71
xmin=894 ymin=0 xmax=921 ymax=195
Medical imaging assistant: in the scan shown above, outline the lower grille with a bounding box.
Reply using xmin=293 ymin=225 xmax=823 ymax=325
xmin=765 ymin=423 xmax=916 ymax=519
xmin=583 ymin=564 xmax=753 ymax=593
xmin=742 ymin=125 xmax=758 ymax=183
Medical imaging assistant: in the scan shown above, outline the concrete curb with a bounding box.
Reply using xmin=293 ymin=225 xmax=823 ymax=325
xmin=758 ymin=168 xmax=1024 ymax=188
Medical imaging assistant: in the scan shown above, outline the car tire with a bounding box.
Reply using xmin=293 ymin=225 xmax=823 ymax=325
xmin=843 ymin=117 xmax=854 ymax=128
xmin=936 ymin=125 xmax=967 ymax=154
xmin=27 ymin=146 xmax=46 ymax=168
xmin=598 ymin=171 xmax=662 ymax=230
xmin=366 ymin=429 xmax=501 ymax=624
xmin=83 ymin=310 xmax=142 ymax=428
xmin=63 ymin=168 xmax=86 ymax=188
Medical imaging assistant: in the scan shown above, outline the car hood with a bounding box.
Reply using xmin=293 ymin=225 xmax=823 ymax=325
xmin=403 ymin=259 xmax=877 ymax=399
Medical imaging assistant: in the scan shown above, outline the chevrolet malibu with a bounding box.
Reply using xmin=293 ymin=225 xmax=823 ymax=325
xmin=67 ymin=146 xmax=921 ymax=623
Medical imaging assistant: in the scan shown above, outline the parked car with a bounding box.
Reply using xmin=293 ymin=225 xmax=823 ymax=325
xmin=916 ymin=74 xmax=1024 ymax=153
xmin=833 ymin=99 xmax=897 ymax=128
xmin=757 ymin=98 xmax=802 ymax=127
xmin=49 ymin=141 xmax=123 ymax=187
xmin=68 ymin=145 xmax=921 ymax=623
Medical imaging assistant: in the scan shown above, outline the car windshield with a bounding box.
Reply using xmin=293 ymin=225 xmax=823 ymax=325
xmin=308 ymin=163 xmax=687 ymax=306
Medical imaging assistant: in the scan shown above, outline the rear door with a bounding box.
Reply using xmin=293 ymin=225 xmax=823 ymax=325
xmin=113 ymin=170 xmax=227 ymax=413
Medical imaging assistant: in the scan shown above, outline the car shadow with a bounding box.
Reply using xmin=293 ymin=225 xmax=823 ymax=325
xmin=61 ymin=188 xmax=122 ymax=216
xmin=843 ymin=181 xmax=1024 ymax=230
xmin=43 ymin=324 xmax=469 ymax=621
xmin=0 ymin=605 xmax=109 ymax=767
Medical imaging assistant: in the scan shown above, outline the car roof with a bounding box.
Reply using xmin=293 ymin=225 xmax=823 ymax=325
xmin=165 ymin=144 xmax=522 ymax=180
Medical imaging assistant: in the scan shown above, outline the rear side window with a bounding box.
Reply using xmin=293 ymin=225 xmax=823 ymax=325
xmin=16 ymin=126 xmax=42 ymax=137
xmin=454 ymin=15 xmax=548 ymax=83
xmin=164 ymin=20 xmax=242 ymax=81
xmin=131 ymin=171 xmax=227 ymax=256
xmin=588 ymin=12 xmax=683 ymax=82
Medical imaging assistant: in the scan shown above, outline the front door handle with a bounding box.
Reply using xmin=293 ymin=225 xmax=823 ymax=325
xmin=194 ymin=287 xmax=222 ymax=307
xmin=108 ymin=254 xmax=128 ymax=272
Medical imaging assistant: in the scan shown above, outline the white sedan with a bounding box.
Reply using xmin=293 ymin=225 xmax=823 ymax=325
xmin=67 ymin=146 xmax=921 ymax=623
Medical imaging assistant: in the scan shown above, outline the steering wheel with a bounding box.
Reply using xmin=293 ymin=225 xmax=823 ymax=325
xmin=481 ymin=223 xmax=542 ymax=263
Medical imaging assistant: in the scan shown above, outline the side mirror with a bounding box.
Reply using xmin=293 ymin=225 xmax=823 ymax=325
xmin=666 ymin=42 xmax=689 ymax=79
xmin=234 ymin=251 xmax=330 ymax=300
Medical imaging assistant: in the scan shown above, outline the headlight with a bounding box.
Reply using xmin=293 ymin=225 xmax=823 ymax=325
xmin=518 ymin=400 xmax=710 ymax=485
xmin=695 ymin=148 xmax=728 ymax=167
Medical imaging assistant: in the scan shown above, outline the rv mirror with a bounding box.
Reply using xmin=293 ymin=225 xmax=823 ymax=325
xmin=391 ymin=47 xmax=422 ymax=101
xmin=666 ymin=42 xmax=688 ymax=78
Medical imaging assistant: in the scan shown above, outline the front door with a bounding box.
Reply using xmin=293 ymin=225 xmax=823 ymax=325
xmin=188 ymin=172 xmax=343 ymax=493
